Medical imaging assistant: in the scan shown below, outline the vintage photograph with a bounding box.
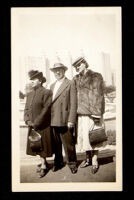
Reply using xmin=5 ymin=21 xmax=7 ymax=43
xmin=11 ymin=7 xmax=122 ymax=191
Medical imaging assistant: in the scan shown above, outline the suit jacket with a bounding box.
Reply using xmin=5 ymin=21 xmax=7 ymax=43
xmin=24 ymin=86 xmax=52 ymax=130
xmin=50 ymin=77 xmax=77 ymax=126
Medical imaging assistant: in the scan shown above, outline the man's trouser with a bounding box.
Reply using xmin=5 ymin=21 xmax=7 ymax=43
xmin=51 ymin=126 xmax=77 ymax=169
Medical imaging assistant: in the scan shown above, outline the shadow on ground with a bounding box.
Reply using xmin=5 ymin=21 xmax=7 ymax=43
xmin=76 ymin=156 xmax=114 ymax=168
xmin=20 ymin=154 xmax=116 ymax=183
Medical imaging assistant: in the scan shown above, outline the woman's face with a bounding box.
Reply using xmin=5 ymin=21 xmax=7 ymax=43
xmin=75 ymin=62 xmax=86 ymax=73
xmin=30 ymin=78 xmax=41 ymax=88
xmin=53 ymin=68 xmax=65 ymax=81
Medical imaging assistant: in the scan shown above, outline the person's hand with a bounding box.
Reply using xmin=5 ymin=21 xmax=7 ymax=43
xmin=91 ymin=115 xmax=101 ymax=125
xmin=27 ymin=121 xmax=34 ymax=127
xmin=94 ymin=118 xmax=100 ymax=123
xmin=67 ymin=122 xmax=75 ymax=129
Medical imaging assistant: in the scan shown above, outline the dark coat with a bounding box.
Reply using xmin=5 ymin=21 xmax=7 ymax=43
xmin=24 ymin=86 xmax=53 ymax=157
xmin=74 ymin=69 xmax=105 ymax=117
xmin=50 ymin=77 xmax=77 ymax=126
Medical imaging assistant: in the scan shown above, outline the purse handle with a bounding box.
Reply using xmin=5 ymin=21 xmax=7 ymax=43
xmin=31 ymin=128 xmax=41 ymax=138
xmin=92 ymin=117 xmax=105 ymax=131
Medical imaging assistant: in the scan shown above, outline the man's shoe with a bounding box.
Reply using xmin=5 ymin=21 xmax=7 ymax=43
xmin=80 ymin=160 xmax=90 ymax=168
xmin=70 ymin=167 xmax=77 ymax=174
xmin=52 ymin=163 xmax=64 ymax=172
xmin=52 ymin=165 xmax=60 ymax=172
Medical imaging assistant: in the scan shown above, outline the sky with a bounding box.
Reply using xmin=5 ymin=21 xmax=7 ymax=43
xmin=11 ymin=7 xmax=121 ymax=91
xmin=12 ymin=7 xmax=121 ymax=69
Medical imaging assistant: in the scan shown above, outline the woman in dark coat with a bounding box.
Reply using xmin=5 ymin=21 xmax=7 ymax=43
xmin=24 ymin=70 xmax=53 ymax=178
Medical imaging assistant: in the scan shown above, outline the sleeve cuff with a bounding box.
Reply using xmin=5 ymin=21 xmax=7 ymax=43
xmin=91 ymin=115 xmax=101 ymax=119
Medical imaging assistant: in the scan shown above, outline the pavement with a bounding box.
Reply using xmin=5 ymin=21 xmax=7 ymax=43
xmin=20 ymin=151 xmax=116 ymax=183
xmin=20 ymin=119 xmax=116 ymax=183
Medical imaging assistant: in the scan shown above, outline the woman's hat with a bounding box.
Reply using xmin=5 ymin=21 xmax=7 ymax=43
xmin=72 ymin=57 xmax=85 ymax=67
xmin=28 ymin=70 xmax=46 ymax=83
xmin=50 ymin=63 xmax=68 ymax=71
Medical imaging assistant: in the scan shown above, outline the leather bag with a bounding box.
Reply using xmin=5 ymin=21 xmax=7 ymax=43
xmin=28 ymin=129 xmax=43 ymax=152
xmin=89 ymin=127 xmax=107 ymax=145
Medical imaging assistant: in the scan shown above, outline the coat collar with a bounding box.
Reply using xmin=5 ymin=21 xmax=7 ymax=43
xmin=52 ymin=77 xmax=70 ymax=102
xmin=75 ymin=69 xmax=95 ymax=87
xmin=75 ymin=69 xmax=93 ymax=79
xmin=28 ymin=86 xmax=43 ymax=106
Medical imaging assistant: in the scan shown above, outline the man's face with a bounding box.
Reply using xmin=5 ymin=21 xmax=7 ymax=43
xmin=75 ymin=62 xmax=86 ymax=74
xmin=53 ymin=68 xmax=65 ymax=81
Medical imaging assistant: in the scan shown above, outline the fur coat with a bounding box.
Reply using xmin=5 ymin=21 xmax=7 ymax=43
xmin=74 ymin=69 xmax=105 ymax=117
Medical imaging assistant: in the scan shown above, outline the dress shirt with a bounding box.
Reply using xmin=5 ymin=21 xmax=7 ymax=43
xmin=52 ymin=76 xmax=65 ymax=100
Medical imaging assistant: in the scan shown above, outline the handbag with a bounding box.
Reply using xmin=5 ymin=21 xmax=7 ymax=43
xmin=89 ymin=127 xmax=107 ymax=145
xmin=28 ymin=129 xmax=43 ymax=152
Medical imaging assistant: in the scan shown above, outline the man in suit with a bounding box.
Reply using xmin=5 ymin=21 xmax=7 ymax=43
xmin=50 ymin=63 xmax=77 ymax=174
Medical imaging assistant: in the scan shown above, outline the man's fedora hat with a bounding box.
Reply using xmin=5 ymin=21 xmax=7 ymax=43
xmin=28 ymin=70 xmax=46 ymax=83
xmin=50 ymin=63 xmax=68 ymax=71
xmin=72 ymin=57 xmax=86 ymax=67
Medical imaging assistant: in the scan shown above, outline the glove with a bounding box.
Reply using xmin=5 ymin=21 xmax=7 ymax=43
xmin=91 ymin=115 xmax=101 ymax=125
xmin=27 ymin=121 xmax=34 ymax=127
xmin=94 ymin=118 xmax=100 ymax=123
xmin=67 ymin=122 xmax=75 ymax=129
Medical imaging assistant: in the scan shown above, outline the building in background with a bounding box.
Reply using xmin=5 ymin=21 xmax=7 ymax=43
xmin=101 ymin=52 xmax=112 ymax=86
xmin=19 ymin=50 xmax=115 ymax=94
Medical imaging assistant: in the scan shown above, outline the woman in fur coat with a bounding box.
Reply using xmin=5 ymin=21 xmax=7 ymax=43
xmin=72 ymin=57 xmax=105 ymax=174
xmin=24 ymin=70 xmax=53 ymax=178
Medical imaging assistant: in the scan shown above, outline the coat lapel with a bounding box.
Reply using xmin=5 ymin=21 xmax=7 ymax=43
xmin=52 ymin=78 xmax=70 ymax=102
xmin=28 ymin=86 xmax=43 ymax=106
xmin=28 ymin=90 xmax=36 ymax=107
xmin=36 ymin=86 xmax=43 ymax=95
xmin=78 ymin=70 xmax=93 ymax=87
xmin=50 ymin=82 xmax=56 ymax=92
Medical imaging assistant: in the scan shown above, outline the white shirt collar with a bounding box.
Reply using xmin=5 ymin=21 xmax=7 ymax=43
xmin=56 ymin=76 xmax=65 ymax=83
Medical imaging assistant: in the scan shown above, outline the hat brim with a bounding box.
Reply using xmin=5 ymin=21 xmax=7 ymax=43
xmin=30 ymin=72 xmax=43 ymax=80
xmin=72 ymin=57 xmax=85 ymax=67
xmin=50 ymin=66 xmax=68 ymax=71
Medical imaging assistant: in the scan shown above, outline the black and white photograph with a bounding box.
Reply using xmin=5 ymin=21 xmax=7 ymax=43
xmin=11 ymin=7 xmax=122 ymax=191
